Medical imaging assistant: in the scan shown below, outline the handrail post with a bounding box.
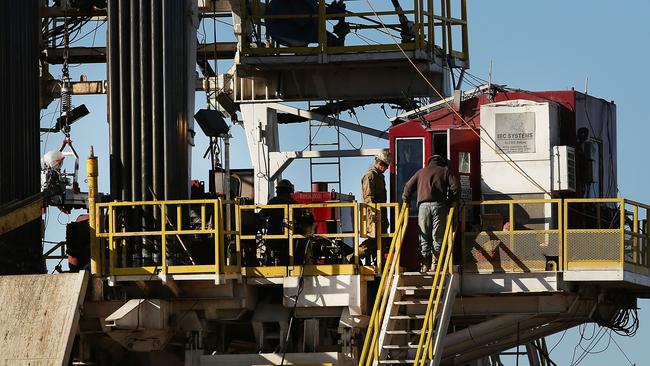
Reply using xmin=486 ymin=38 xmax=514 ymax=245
xmin=558 ymin=200 xmax=563 ymax=271
xmin=235 ymin=203 xmax=242 ymax=271
xmin=354 ymin=201 xmax=360 ymax=268
xmin=427 ymin=0 xmax=434 ymax=55
xmin=318 ymin=0 xmax=326 ymax=54
xmin=633 ymin=205 xmax=639 ymax=264
xmin=176 ymin=205 xmax=182 ymax=231
xmin=440 ymin=0 xmax=447 ymax=54
xmin=289 ymin=205 xmax=294 ymax=267
xmin=109 ymin=205 xmax=115 ymax=276
xmin=461 ymin=0 xmax=469 ymax=60
xmin=214 ymin=201 xmax=221 ymax=278
xmin=377 ymin=203 xmax=383 ymax=271
xmin=620 ymin=200 xmax=625 ymax=268
xmin=161 ymin=203 xmax=167 ymax=277
xmin=445 ymin=0 xmax=454 ymax=56
xmin=564 ymin=200 xmax=569 ymax=271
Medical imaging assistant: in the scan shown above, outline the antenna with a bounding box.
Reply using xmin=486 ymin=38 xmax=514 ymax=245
xmin=488 ymin=59 xmax=493 ymax=89
xmin=585 ymin=76 xmax=589 ymax=94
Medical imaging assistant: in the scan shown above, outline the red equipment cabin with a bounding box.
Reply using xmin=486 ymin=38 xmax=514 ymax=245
xmin=389 ymin=87 xmax=617 ymax=269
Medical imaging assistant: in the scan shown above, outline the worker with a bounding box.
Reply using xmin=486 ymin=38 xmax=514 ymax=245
xmin=402 ymin=155 xmax=460 ymax=273
xmin=259 ymin=179 xmax=299 ymax=265
xmin=360 ymin=151 xmax=391 ymax=264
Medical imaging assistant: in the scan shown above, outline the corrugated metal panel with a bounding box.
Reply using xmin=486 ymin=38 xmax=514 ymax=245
xmin=0 ymin=1 xmax=45 ymax=274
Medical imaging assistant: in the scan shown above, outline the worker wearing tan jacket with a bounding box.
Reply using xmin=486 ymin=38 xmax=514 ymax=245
xmin=359 ymin=151 xmax=390 ymax=264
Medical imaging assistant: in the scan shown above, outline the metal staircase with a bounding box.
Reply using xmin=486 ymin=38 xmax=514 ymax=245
xmin=360 ymin=207 xmax=458 ymax=366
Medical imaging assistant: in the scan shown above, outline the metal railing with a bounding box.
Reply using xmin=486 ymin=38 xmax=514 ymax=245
xmin=95 ymin=200 xmax=399 ymax=278
xmin=96 ymin=199 xmax=229 ymax=278
xmin=461 ymin=199 xmax=563 ymax=273
xmin=564 ymin=198 xmax=650 ymax=272
xmin=92 ymin=197 xmax=650 ymax=280
xmin=239 ymin=0 xmax=469 ymax=62
xmin=358 ymin=203 xmax=409 ymax=366
xmin=414 ymin=206 xmax=456 ymax=366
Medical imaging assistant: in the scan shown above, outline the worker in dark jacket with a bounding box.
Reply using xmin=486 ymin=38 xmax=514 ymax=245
xmin=260 ymin=179 xmax=299 ymax=265
xmin=402 ymin=155 xmax=460 ymax=272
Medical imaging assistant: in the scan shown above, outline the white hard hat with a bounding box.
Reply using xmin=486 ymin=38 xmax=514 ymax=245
xmin=374 ymin=150 xmax=391 ymax=165
xmin=43 ymin=150 xmax=65 ymax=169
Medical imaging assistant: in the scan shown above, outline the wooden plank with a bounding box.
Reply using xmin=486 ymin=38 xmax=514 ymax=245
xmin=0 ymin=271 xmax=88 ymax=366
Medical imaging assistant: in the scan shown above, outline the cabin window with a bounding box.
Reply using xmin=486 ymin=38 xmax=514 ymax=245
xmin=396 ymin=138 xmax=424 ymax=216
xmin=459 ymin=152 xmax=470 ymax=174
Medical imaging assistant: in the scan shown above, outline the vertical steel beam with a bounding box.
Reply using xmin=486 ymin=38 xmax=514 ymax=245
xmin=108 ymin=0 xmax=122 ymax=198
xmin=118 ymin=0 xmax=132 ymax=201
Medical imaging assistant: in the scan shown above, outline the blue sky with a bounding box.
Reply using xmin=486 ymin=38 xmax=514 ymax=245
xmin=40 ymin=1 xmax=649 ymax=364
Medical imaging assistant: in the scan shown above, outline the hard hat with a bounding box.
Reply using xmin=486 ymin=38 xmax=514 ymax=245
xmin=43 ymin=150 xmax=65 ymax=169
xmin=276 ymin=179 xmax=295 ymax=192
xmin=429 ymin=154 xmax=447 ymax=165
xmin=374 ymin=150 xmax=391 ymax=165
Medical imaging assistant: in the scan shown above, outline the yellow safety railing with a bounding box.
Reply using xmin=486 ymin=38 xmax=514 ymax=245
xmin=236 ymin=201 xmax=396 ymax=277
xmin=564 ymin=198 xmax=650 ymax=272
xmin=96 ymin=199 xmax=229 ymax=278
xmin=461 ymin=199 xmax=563 ymax=273
xmin=239 ymin=0 xmax=469 ymax=62
xmin=95 ymin=200 xmax=399 ymax=279
xmin=360 ymin=202 xmax=401 ymax=272
xmin=413 ymin=206 xmax=456 ymax=366
xmin=358 ymin=203 xmax=409 ymax=366
xmin=92 ymin=196 xmax=650 ymax=282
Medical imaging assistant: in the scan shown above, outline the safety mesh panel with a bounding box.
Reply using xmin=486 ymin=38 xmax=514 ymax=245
xmin=565 ymin=230 xmax=621 ymax=269
xmin=463 ymin=231 xmax=560 ymax=273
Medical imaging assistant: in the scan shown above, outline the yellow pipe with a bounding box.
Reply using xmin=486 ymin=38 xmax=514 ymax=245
xmin=87 ymin=146 xmax=99 ymax=276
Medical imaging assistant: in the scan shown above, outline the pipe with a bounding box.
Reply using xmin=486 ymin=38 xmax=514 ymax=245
xmin=130 ymin=0 xmax=141 ymax=203
xmin=140 ymin=0 xmax=153 ymax=263
xmin=151 ymin=0 xmax=164 ymax=201
xmin=140 ymin=0 xmax=152 ymax=204
xmin=443 ymin=314 xmax=531 ymax=355
xmin=87 ymin=146 xmax=100 ymax=276
xmin=118 ymin=0 xmax=132 ymax=201
xmin=162 ymin=0 xmax=174 ymax=199
xmin=107 ymin=0 xmax=121 ymax=198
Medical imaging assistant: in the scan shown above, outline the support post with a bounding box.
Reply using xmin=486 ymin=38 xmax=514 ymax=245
xmin=241 ymin=104 xmax=280 ymax=204
xmin=87 ymin=146 xmax=100 ymax=276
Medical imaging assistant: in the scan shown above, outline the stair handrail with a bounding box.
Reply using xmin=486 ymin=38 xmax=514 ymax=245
xmin=359 ymin=203 xmax=409 ymax=366
xmin=413 ymin=205 xmax=458 ymax=366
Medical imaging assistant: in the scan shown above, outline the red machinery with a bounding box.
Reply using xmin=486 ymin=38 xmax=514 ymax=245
xmin=292 ymin=182 xmax=355 ymax=235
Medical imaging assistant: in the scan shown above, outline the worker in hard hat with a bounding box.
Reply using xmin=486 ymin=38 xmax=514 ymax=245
xmin=402 ymin=155 xmax=460 ymax=273
xmin=259 ymin=179 xmax=301 ymax=265
xmin=360 ymin=151 xmax=391 ymax=264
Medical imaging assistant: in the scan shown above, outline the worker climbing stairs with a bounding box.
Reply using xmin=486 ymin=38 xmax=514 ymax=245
xmin=360 ymin=206 xmax=458 ymax=366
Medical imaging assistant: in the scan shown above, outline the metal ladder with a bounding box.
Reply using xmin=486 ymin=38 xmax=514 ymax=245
xmin=359 ymin=207 xmax=458 ymax=366
xmin=307 ymin=102 xmax=342 ymax=192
